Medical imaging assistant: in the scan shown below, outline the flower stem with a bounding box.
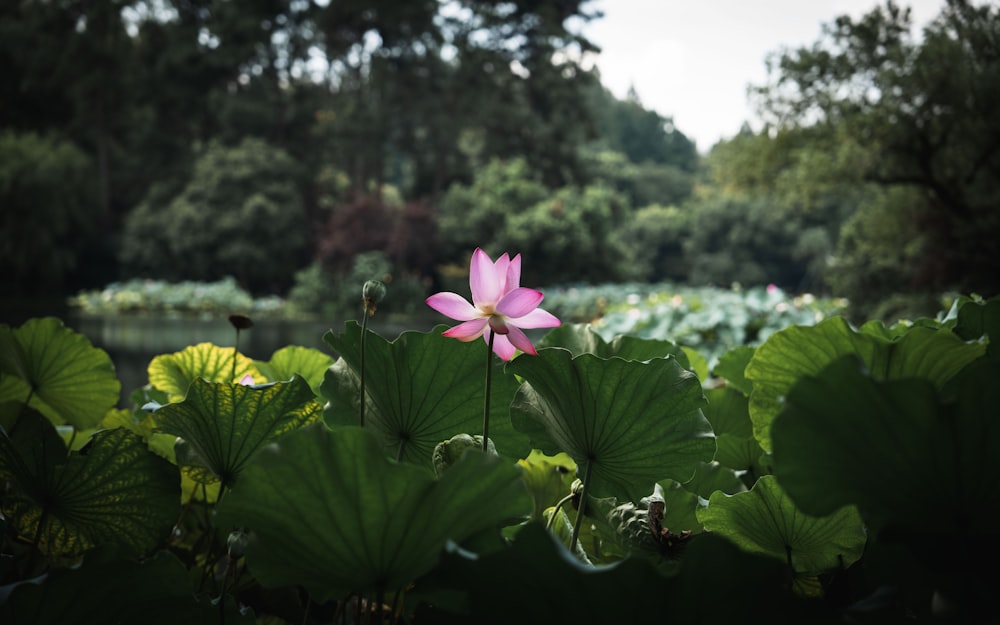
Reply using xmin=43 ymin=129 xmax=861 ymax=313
xmin=482 ymin=331 xmax=495 ymax=452
xmin=360 ymin=304 xmax=370 ymax=428
xmin=569 ymin=460 xmax=593 ymax=555
xmin=231 ymin=329 xmax=240 ymax=382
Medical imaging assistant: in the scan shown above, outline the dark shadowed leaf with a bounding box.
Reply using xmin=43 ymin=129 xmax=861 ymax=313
xmin=745 ymin=316 xmax=984 ymax=452
xmin=773 ymin=357 xmax=1000 ymax=538
xmin=415 ymin=522 xmax=671 ymax=623
xmin=0 ymin=547 xmax=252 ymax=625
xmin=215 ymin=425 xmax=531 ymax=599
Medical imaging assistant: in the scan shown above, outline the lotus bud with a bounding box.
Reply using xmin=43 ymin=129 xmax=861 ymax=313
xmin=432 ymin=433 xmax=497 ymax=476
xmin=362 ymin=280 xmax=387 ymax=316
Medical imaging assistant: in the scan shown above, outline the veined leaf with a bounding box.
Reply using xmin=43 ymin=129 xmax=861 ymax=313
xmin=0 ymin=317 xmax=119 ymax=430
xmin=215 ymin=424 xmax=531 ymax=599
xmin=745 ymin=316 xmax=985 ymax=452
xmin=151 ymin=376 xmax=320 ymax=487
xmin=254 ymin=345 xmax=333 ymax=394
xmin=148 ymin=342 xmax=260 ymax=402
xmin=322 ymin=322 xmax=529 ymax=464
xmin=0 ymin=412 xmax=180 ymax=558
xmin=508 ymin=348 xmax=715 ymax=503
xmin=697 ymin=475 xmax=865 ymax=575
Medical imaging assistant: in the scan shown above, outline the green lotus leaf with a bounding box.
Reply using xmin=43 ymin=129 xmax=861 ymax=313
xmin=151 ymin=376 xmax=320 ymax=487
xmin=773 ymin=357 xmax=1000 ymax=537
xmin=254 ymin=344 xmax=333 ymax=394
xmin=712 ymin=345 xmax=756 ymax=396
xmin=215 ymin=425 xmax=531 ymax=599
xmin=703 ymin=386 xmax=767 ymax=483
xmin=538 ymin=322 xmax=693 ymax=368
xmin=322 ymin=322 xmax=529 ymax=464
xmin=697 ymin=475 xmax=866 ymax=575
xmin=745 ymin=316 xmax=985 ymax=453
xmin=685 ymin=460 xmax=747 ymax=497
xmin=148 ymin=342 xmax=260 ymax=402
xmin=0 ymin=547 xmax=252 ymax=625
xmin=0 ymin=317 xmax=119 ymax=430
xmin=954 ymin=295 xmax=999 ymax=361
xmin=516 ymin=450 xmax=576 ymax=521
xmin=0 ymin=411 xmax=180 ymax=558
xmin=508 ymin=348 xmax=715 ymax=503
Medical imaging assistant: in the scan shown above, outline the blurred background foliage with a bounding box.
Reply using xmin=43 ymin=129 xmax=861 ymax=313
xmin=1 ymin=0 xmax=997 ymax=322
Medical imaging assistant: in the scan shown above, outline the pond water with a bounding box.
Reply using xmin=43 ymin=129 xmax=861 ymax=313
xmin=69 ymin=313 xmax=439 ymax=407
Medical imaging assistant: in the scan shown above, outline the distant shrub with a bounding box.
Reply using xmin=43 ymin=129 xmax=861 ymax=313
xmin=68 ymin=277 xmax=284 ymax=318
xmin=119 ymin=138 xmax=307 ymax=293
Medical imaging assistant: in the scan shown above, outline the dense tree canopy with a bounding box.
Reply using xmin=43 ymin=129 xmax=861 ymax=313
xmin=2 ymin=0 xmax=996 ymax=315
xmin=751 ymin=0 xmax=1000 ymax=304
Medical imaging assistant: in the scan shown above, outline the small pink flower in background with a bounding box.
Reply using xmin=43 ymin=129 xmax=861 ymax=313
xmin=238 ymin=374 xmax=255 ymax=386
xmin=426 ymin=248 xmax=560 ymax=360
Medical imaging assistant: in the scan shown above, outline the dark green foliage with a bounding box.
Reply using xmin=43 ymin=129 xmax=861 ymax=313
xmin=120 ymin=138 xmax=307 ymax=293
xmin=2 ymin=295 xmax=998 ymax=622
xmin=753 ymin=0 xmax=1000 ymax=302
xmin=684 ymin=194 xmax=834 ymax=289
xmin=0 ymin=132 xmax=98 ymax=295
xmin=500 ymin=185 xmax=629 ymax=285
xmin=612 ymin=204 xmax=690 ymax=282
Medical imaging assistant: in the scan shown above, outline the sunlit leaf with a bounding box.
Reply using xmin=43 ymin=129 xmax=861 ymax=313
xmin=0 ymin=413 xmax=180 ymax=558
xmin=517 ymin=450 xmax=576 ymax=521
xmin=254 ymin=345 xmax=333 ymax=394
xmin=322 ymin=322 xmax=529 ymax=464
xmin=148 ymin=342 xmax=260 ymax=402
xmin=508 ymin=348 xmax=715 ymax=503
xmin=745 ymin=316 xmax=985 ymax=452
xmin=697 ymin=475 xmax=866 ymax=575
xmin=151 ymin=376 xmax=320 ymax=487
xmin=215 ymin=425 xmax=531 ymax=599
xmin=0 ymin=317 xmax=119 ymax=429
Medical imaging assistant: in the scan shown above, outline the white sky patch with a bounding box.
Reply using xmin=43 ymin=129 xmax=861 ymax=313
xmin=580 ymin=0 xmax=955 ymax=152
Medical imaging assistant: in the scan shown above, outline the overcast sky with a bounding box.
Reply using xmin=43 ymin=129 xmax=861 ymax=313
xmin=577 ymin=0 xmax=952 ymax=152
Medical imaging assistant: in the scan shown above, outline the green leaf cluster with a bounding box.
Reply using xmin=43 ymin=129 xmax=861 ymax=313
xmin=2 ymin=293 xmax=997 ymax=623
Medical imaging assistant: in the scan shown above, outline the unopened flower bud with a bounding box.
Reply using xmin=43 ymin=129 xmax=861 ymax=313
xmin=362 ymin=280 xmax=387 ymax=316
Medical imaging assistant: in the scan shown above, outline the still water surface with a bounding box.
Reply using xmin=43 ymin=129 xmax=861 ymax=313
xmin=70 ymin=314 xmax=437 ymax=407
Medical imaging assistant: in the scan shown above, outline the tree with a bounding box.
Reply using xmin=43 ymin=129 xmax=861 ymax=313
xmin=119 ymin=139 xmax=307 ymax=293
xmin=752 ymin=0 xmax=1000 ymax=299
xmin=0 ymin=132 xmax=99 ymax=296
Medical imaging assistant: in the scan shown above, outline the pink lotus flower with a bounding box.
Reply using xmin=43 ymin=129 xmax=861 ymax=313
xmin=426 ymin=248 xmax=560 ymax=360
